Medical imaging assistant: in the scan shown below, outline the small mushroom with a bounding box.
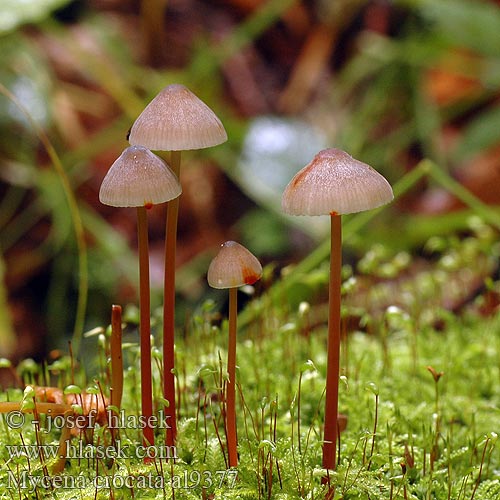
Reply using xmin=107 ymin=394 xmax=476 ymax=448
xmin=128 ymin=83 xmax=227 ymax=446
xmin=99 ymin=145 xmax=181 ymax=208
xmin=128 ymin=83 xmax=228 ymax=151
xmin=99 ymin=145 xmax=181 ymax=450
xmin=207 ymin=241 xmax=262 ymax=468
xmin=282 ymin=148 xmax=393 ymax=475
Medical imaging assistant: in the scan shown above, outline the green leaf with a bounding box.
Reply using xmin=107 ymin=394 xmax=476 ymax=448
xmin=0 ymin=253 xmax=15 ymax=357
xmin=0 ymin=0 xmax=72 ymax=34
xmin=453 ymin=106 xmax=500 ymax=161
xmin=417 ymin=0 xmax=500 ymax=57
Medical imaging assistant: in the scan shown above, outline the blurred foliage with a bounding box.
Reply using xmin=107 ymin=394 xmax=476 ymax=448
xmin=0 ymin=0 xmax=499 ymax=356
xmin=0 ymin=0 xmax=72 ymax=34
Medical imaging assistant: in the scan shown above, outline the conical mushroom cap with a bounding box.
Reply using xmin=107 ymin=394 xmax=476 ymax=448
xmin=282 ymin=148 xmax=394 ymax=216
xmin=128 ymin=84 xmax=228 ymax=151
xmin=99 ymin=145 xmax=182 ymax=207
xmin=207 ymin=241 xmax=262 ymax=289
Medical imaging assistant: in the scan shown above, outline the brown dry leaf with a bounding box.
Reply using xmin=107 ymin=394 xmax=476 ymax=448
xmin=424 ymin=49 xmax=484 ymax=106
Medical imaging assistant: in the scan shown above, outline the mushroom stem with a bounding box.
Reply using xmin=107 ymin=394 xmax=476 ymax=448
xmin=227 ymin=286 xmax=238 ymax=468
xmin=110 ymin=304 xmax=123 ymax=441
xmin=322 ymin=213 xmax=342 ymax=474
xmin=162 ymin=150 xmax=181 ymax=446
xmin=137 ymin=206 xmax=154 ymax=449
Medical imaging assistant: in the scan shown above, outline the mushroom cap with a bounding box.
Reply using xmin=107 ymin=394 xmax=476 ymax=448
xmin=128 ymin=84 xmax=228 ymax=151
xmin=282 ymin=148 xmax=394 ymax=216
xmin=99 ymin=145 xmax=182 ymax=207
xmin=207 ymin=241 xmax=262 ymax=289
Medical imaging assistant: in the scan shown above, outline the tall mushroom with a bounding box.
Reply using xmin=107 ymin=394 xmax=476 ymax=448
xmin=99 ymin=145 xmax=181 ymax=449
xmin=207 ymin=241 xmax=262 ymax=468
xmin=128 ymin=83 xmax=227 ymax=446
xmin=282 ymin=148 xmax=393 ymax=477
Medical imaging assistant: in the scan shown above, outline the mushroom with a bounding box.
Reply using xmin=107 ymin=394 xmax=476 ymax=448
xmin=128 ymin=83 xmax=227 ymax=446
xmin=99 ymin=145 xmax=181 ymax=450
xmin=282 ymin=148 xmax=393 ymax=475
xmin=128 ymin=83 xmax=228 ymax=151
xmin=207 ymin=241 xmax=262 ymax=468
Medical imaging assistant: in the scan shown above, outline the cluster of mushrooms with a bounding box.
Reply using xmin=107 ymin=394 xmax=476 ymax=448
xmin=98 ymin=84 xmax=394 ymax=479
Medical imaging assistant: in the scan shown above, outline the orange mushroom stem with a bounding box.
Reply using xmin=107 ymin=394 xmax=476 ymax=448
xmin=207 ymin=241 xmax=262 ymax=468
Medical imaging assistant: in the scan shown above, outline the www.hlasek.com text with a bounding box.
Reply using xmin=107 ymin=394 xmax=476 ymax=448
xmin=6 ymin=440 xmax=177 ymax=461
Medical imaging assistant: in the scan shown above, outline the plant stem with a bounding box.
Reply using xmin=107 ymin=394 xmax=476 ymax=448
xmin=137 ymin=206 xmax=154 ymax=449
xmin=163 ymin=150 xmax=181 ymax=447
xmin=322 ymin=214 xmax=342 ymax=475
xmin=52 ymin=409 xmax=73 ymax=474
xmin=140 ymin=0 xmax=168 ymax=66
xmin=367 ymin=393 xmax=379 ymax=470
xmin=227 ymin=286 xmax=238 ymax=468
xmin=297 ymin=371 xmax=303 ymax=455
xmin=0 ymin=83 xmax=88 ymax=356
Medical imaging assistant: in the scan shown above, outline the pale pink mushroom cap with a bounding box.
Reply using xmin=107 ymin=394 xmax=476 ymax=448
xmin=99 ymin=145 xmax=182 ymax=207
xmin=207 ymin=241 xmax=262 ymax=289
xmin=128 ymin=84 xmax=228 ymax=151
xmin=282 ymin=148 xmax=394 ymax=216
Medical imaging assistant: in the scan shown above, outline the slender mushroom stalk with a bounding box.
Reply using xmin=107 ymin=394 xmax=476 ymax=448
xmin=282 ymin=148 xmax=393 ymax=478
xmin=162 ymin=150 xmax=181 ymax=446
xmin=136 ymin=205 xmax=154 ymax=447
xmin=226 ymin=285 xmax=238 ymax=467
xmin=207 ymin=241 xmax=262 ymax=468
xmin=109 ymin=304 xmax=123 ymax=442
xmin=323 ymin=213 xmax=341 ymax=472
xmin=128 ymin=84 xmax=227 ymax=446
xmin=99 ymin=145 xmax=181 ymax=451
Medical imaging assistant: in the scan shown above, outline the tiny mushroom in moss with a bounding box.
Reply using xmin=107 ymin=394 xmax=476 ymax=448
xmin=99 ymin=145 xmax=181 ymax=451
xmin=207 ymin=241 xmax=262 ymax=468
xmin=128 ymin=83 xmax=228 ymax=151
xmin=282 ymin=148 xmax=393 ymax=478
xmin=128 ymin=83 xmax=227 ymax=446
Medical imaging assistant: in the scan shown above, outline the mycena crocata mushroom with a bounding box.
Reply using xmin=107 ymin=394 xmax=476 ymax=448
xmin=99 ymin=145 xmax=181 ymax=450
xmin=128 ymin=83 xmax=227 ymax=446
xmin=207 ymin=241 xmax=262 ymax=468
xmin=282 ymin=148 xmax=393 ymax=477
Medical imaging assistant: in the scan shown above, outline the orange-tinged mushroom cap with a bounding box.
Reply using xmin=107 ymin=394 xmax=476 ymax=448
xmin=128 ymin=84 xmax=228 ymax=151
xmin=282 ymin=148 xmax=393 ymax=216
xmin=99 ymin=145 xmax=181 ymax=208
xmin=207 ymin=241 xmax=262 ymax=289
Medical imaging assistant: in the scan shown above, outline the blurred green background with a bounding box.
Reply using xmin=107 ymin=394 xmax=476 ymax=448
xmin=1 ymin=0 xmax=499 ymax=361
